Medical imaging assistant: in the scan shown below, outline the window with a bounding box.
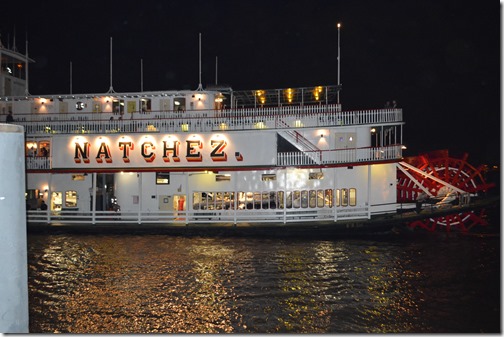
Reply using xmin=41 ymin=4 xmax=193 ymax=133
xmin=156 ymin=172 xmax=170 ymax=184
xmin=269 ymin=192 xmax=277 ymax=209
xmin=301 ymin=190 xmax=309 ymax=208
xmin=309 ymin=172 xmax=324 ymax=180
xmin=262 ymin=174 xmax=276 ymax=181
xmin=216 ymin=174 xmax=231 ymax=181
xmin=335 ymin=189 xmax=340 ymax=207
xmin=317 ymin=190 xmax=325 ymax=208
xmin=349 ymin=188 xmax=357 ymax=206
xmin=277 ymin=191 xmax=284 ymax=209
xmin=325 ymin=189 xmax=333 ymax=208
xmin=51 ymin=192 xmax=62 ymax=211
xmin=286 ymin=191 xmax=292 ymax=209
xmin=309 ymin=190 xmax=317 ymax=208
xmin=65 ymin=190 xmax=78 ymax=207
xmin=341 ymin=188 xmax=348 ymax=207
xmin=293 ymin=190 xmax=301 ymax=208
xmin=253 ymin=192 xmax=261 ymax=209
xmin=140 ymin=98 xmax=151 ymax=113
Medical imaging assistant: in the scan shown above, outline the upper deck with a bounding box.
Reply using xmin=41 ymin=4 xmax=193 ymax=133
xmin=0 ymin=85 xmax=402 ymax=136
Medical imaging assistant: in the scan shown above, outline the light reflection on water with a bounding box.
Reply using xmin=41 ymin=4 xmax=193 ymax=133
xmin=28 ymin=232 xmax=500 ymax=333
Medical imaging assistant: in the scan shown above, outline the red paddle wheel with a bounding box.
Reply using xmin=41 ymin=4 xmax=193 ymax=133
xmin=397 ymin=150 xmax=495 ymax=232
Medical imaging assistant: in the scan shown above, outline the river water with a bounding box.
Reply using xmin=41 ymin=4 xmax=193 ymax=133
xmin=27 ymin=220 xmax=501 ymax=333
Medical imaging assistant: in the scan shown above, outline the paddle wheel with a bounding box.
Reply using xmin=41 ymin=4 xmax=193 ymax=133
xmin=396 ymin=150 xmax=495 ymax=232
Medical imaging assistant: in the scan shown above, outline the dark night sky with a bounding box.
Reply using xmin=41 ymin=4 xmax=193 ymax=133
xmin=1 ymin=0 xmax=500 ymax=165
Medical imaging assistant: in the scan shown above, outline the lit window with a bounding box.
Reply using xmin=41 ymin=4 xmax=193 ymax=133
xmin=341 ymin=188 xmax=348 ymax=207
xmin=262 ymin=174 xmax=276 ymax=181
xmin=65 ymin=190 xmax=78 ymax=208
xmin=309 ymin=172 xmax=324 ymax=180
xmin=216 ymin=174 xmax=231 ymax=182
xmin=349 ymin=188 xmax=357 ymax=206
xmin=156 ymin=172 xmax=170 ymax=184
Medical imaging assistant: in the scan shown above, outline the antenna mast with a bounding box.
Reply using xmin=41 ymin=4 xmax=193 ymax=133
xmin=70 ymin=61 xmax=73 ymax=94
xmin=140 ymin=58 xmax=143 ymax=92
xmin=196 ymin=33 xmax=203 ymax=91
xmin=337 ymin=22 xmax=341 ymax=105
xmin=107 ymin=37 xmax=115 ymax=93
xmin=24 ymin=37 xmax=29 ymax=96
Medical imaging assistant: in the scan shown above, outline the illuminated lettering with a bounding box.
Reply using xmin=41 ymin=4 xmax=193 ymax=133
xmin=141 ymin=141 xmax=156 ymax=162
xmin=96 ymin=142 xmax=112 ymax=163
xmin=74 ymin=142 xmax=90 ymax=163
xmin=186 ymin=140 xmax=202 ymax=162
xmin=162 ymin=140 xmax=180 ymax=162
xmin=118 ymin=141 xmax=134 ymax=163
xmin=210 ymin=139 xmax=227 ymax=161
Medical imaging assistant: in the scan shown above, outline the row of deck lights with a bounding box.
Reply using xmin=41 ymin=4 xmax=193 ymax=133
xmin=254 ymin=86 xmax=325 ymax=105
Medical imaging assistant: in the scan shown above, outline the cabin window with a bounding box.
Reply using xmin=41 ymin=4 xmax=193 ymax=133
xmin=174 ymin=97 xmax=186 ymax=111
xmin=285 ymin=191 xmax=292 ymax=208
xmin=341 ymin=188 xmax=349 ymax=207
xmin=193 ymin=192 xmax=201 ymax=210
xmin=65 ymin=191 xmax=78 ymax=208
xmin=349 ymin=188 xmax=357 ymax=206
xmin=335 ymin=189 xmax=340 ymax=207
xmin=112 ymin=99 xmax=124 ymax=115
xmin=156 ymin=172 xmax=170 ymax=184
xmin=309 ymin=190 xmax=317 ymax=208
xmin=51 ymin=192 xmax=62 ymax=211
xmin=277 ymin=191 xmax=284 ymax=209
xmin=301 ymin=190 xmax=309 ymax=208
xmin=325 ymin=189 xmax=333 ymax=208
xmin=293 ymin=190 xmax=301 ymax=208
xmin=253 ymin=192 xmax=261 ymax=209
xmin=309 ymin=172 xmax=324 ymax=180
xmin=317 ymin=190 xmax=325 ymax=208
xmin=262 ymin=174 xmax=276 ymax=181
xmin=216 ymin=174 xmax=231 ymax=182
xmin=269 ymin=191 xmax=277 ymax=209
xmin=140 ymin=98 xmax=151 ymax=113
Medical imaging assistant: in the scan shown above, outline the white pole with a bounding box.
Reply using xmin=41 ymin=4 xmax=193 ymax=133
xmin=70 ymin=61 xmax=72 ymax=95
xmin=108 ymin=37 xmax=114 ymax=93
xmin=24 ymin=39 xmax=29 ymax=96
xmin=197 ymin=33 xmax=203 ymax=91
xmin=0 ymin=124 xmax=29 ymax=333
xmin=337 ymin=23 xmax=341 ymax=105
xmin=140 ymin=58 xmax=143 ymax=92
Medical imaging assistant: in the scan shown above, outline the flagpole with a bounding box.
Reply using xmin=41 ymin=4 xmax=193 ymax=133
xmin=337 ymin=22 xmax=341 ymax=105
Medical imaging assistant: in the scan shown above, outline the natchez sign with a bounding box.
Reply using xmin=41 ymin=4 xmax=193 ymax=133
xmin=51 ymin=132 xmax=277 ymax=169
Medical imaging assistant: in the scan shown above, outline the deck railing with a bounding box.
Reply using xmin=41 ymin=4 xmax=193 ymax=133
xmin=277 ymin=145 xmax=403 ymax=166
xmin=16 ymin=106 xmax=402 ymax=135
xmin=26 ymin=203 xmax=383 ymax=226
xmin=25 ymin=145 xmax=402 ymax=170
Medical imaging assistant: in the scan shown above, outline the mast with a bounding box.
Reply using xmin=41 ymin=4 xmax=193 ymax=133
xmin=107 ymin=37 xmax=115 ymax=93
xmin=337 ymin=22 xmax=341 ymax=105
xmin=196 ymin=33 xmax=203 ymax=91
xmin=24 ymin=38 xmax=29 ymax=96
xmin=140 ymin=58 xmax=143 ymax=92
xmin=70 ymin=61 xmax=72 ymax=95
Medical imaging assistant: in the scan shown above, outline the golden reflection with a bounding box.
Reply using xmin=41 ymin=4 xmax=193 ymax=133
xmin=357 ymin=245 xmax=423 ymax=333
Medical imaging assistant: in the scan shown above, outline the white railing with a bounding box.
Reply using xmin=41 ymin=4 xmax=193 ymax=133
xmin=27 ymin=204 xmax=379 ymax=226
xmin=277 ymin=145 xmax=402 ymax=166
xmin=24 ymin=145 xmax=402 ymax=170
xmin=17 ymin=107 xmax=402 ymax=135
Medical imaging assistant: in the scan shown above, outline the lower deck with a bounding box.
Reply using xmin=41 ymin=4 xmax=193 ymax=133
xmin=26 ymin=163 xmax=399 ymax=226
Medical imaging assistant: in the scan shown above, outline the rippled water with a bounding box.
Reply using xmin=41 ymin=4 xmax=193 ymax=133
xmin=28 ymin=228 xmax=500 ymax=333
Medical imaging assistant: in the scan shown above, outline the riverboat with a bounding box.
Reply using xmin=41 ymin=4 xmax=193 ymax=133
xmin=0 ymin=37 xmax=495 ymax=234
